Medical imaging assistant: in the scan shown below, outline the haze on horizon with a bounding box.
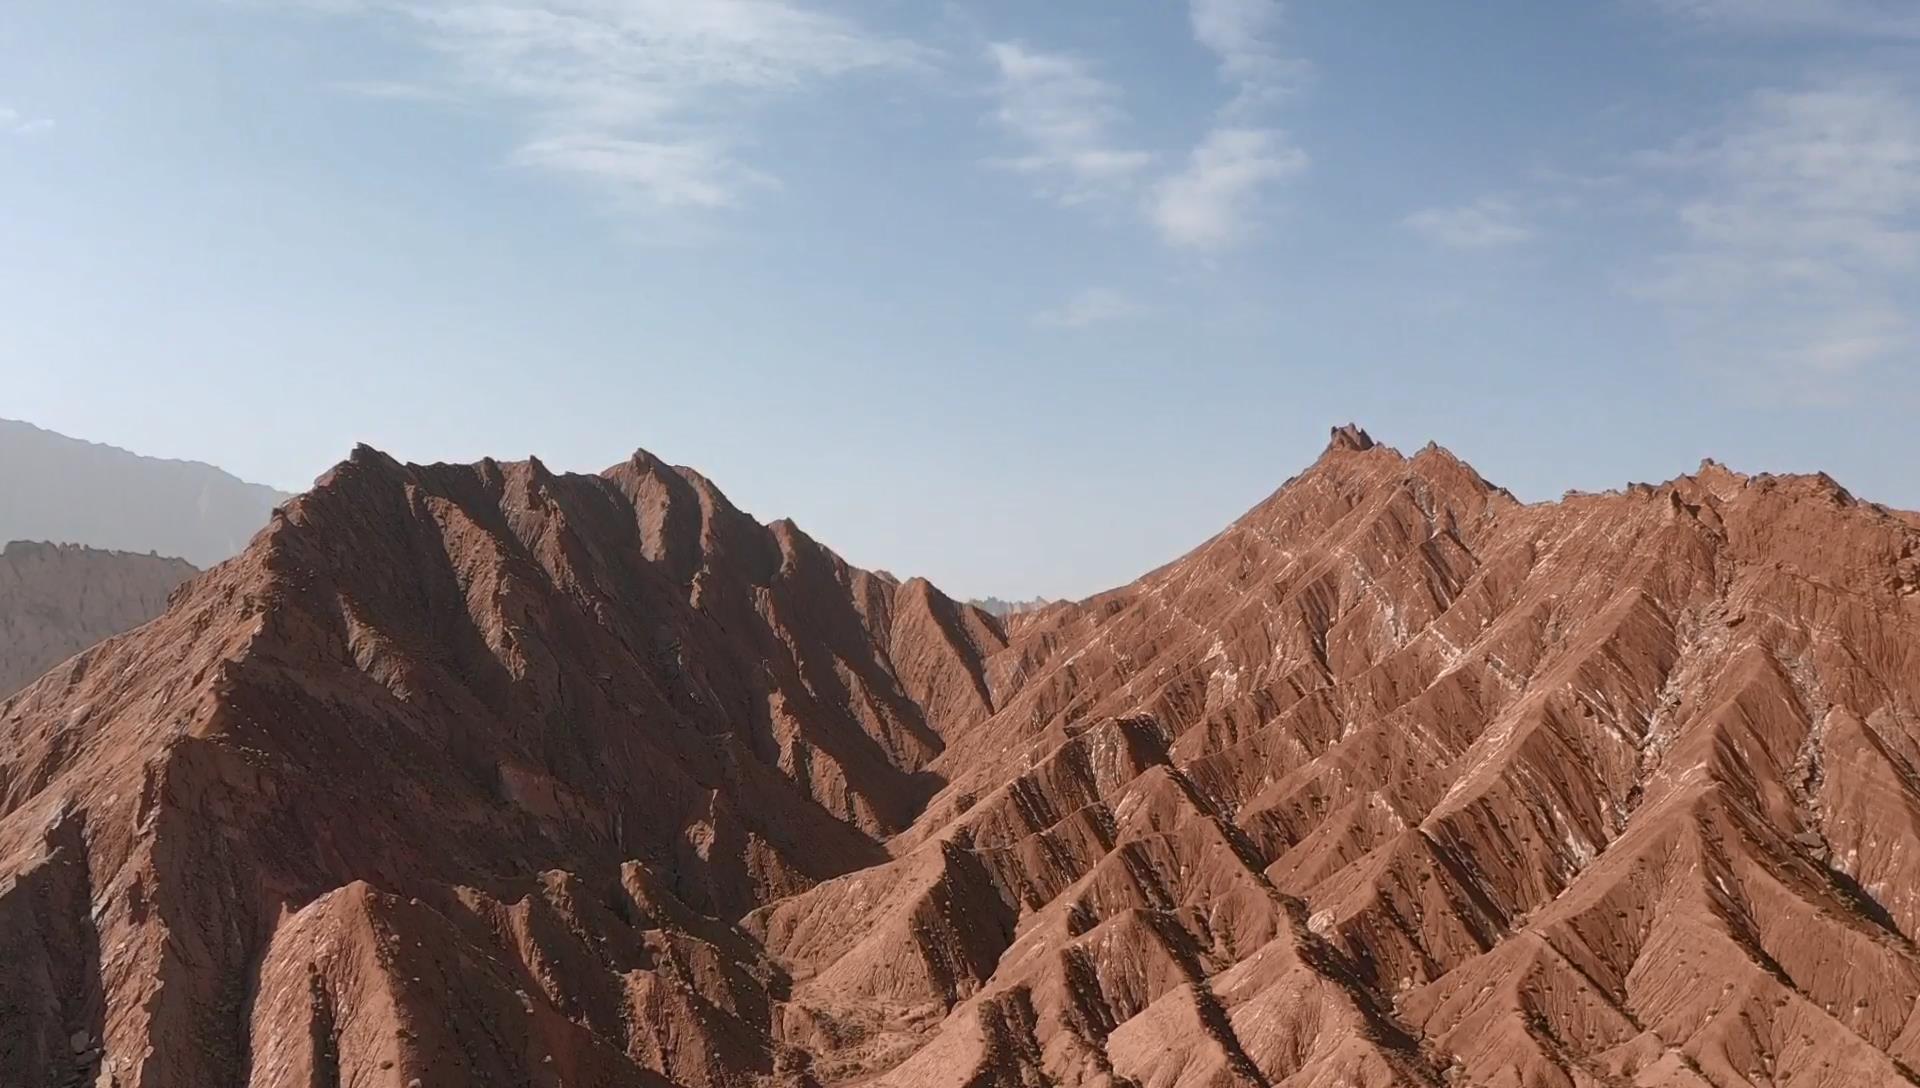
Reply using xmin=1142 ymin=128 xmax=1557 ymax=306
xmin=4 ymin=0 xmax=1918 ymax=600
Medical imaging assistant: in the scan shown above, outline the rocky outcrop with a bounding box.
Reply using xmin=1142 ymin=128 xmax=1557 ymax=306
xmin=5 ymin=427 xmax=1920 ymax=1087
xmin=0 ymin=541 xmax=195 ymax=696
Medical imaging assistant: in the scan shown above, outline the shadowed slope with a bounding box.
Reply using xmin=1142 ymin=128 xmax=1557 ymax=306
xmin=0 ymin=445 xmax=1002 ymax=1088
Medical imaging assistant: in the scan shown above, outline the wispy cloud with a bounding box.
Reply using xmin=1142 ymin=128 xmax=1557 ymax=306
xmin=1649 ymin=0 xmax=1920 ymax=38
xmin=1634 ymin=76 xmax=1920 ymax=380
xmin=981 ymin=1 xmax=1307 ymax=251
xmin=296 ymin=0 xmax=925 ymax=216
xmin=1152 ymin=0 xmax=1308 ymax=251
xmin=512 ymin=135 xmax=772 ymax=209
xmin=1189 ymin=0 xmax=1310 ymax=113
xmin=0 ymin=107 xmax=54 ymax=136
xmin=985 ymin=42 xmax=1151 ymax=204
xmin=1404 ymin=198 xmax=1535 ymax=248
xmin=1034 ymin=287 xmax=1142 ymax=328
xmin=1152 ymin=128 xmax=1307 ymax=250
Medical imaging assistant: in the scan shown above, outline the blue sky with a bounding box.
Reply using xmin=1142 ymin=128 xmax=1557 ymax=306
xmin=3 ymin=1 xmax=1918 ymax=599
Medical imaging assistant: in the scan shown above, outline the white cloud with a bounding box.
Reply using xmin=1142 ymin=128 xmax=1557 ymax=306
xmin=1649 ymin=0 xmax=1920 ymax=37
xmin=1147 ymin=1 xmax=1308 ymax=251
xmin=1034 ymin=288 xmax=1141 ymax=328
xmin=512 ymin=135 xmax=772 ymax=209
xmin=1404 ymin=198 xmax=1535 ymax=248
xmin=1189 ymin=0 xmax=1308 ymax=112
xmin=1151 ymin=127 xmax=1306 ymax=250
xmin=294 ymin=0 xmax=924 ymax=214
xmin=1800 ymin=306 xmax=1911 ymax=373
xmin=985 ymin=42 xmax=1151 ymax=204
xmin=1635 ymin=77 xmax=1920 ymax=378
xmin=1 ymin=107 xmax=54 ymax=136
xmin=981 ymin=2 xmax=1309 ymax=250
xmin=1658 ymin=84 xmax=1920 ymax=264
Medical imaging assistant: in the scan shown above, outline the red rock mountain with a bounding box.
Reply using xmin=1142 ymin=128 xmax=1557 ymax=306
xmin=0 ymin=541 xmax=196 ymax=697
xmin=4 ymin=428 xmax=1920 ymax=1088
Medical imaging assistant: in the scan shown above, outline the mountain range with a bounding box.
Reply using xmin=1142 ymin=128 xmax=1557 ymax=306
xmin=4 ymin=424 xmax=1919 ymax=1087
xmin=966 ymin=596 xmax=1058 ymax=619
xmin=0 ymin=418 xmax=289 ymax=569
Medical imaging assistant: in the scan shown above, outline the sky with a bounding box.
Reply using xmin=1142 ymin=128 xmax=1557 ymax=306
xmin=3 ymin=1 xmax=1918 ymax=600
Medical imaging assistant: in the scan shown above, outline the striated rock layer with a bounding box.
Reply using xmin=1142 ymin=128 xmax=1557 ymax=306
xmin=4 ymin=427 xmax=1920 ymax=1087
xmin=0 ymin=541 xmax=196 ymax=698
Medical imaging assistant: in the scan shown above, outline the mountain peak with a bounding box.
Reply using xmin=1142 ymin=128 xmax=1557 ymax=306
xmin=1325 ymin=421 xmax=1377 ymax=453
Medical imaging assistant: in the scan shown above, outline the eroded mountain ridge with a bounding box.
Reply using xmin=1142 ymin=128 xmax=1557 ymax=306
xmin=4 ymin=427 xmax=1919 ymax=1088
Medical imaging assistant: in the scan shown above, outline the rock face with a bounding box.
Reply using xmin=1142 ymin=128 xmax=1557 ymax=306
xmin=0 ymin=541 xmax=196 ymax=697
xmin=5 ymin=428 xmax=1920 ymax=1087
xmin=0 ymin=418 xmax=290 ymax=568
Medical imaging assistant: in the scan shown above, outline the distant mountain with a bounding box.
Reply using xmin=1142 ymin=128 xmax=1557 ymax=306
xmin=0 ymin=418 xmax=290 ymax=567
xmin=0 ymin=540 xmax=195 ymax=696
xmin=966 ymin=595 xmax=1057 ymax=617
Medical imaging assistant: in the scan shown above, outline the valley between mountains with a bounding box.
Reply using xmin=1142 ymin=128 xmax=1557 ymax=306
xmin=5 ymin=425 xmax=1920 ymax=1088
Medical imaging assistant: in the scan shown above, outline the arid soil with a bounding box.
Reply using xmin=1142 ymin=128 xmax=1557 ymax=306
xmin=0 ymin=541 xmax=195 ymax=697
xmin=4 ymin=427 xmax=1919 ymax=1087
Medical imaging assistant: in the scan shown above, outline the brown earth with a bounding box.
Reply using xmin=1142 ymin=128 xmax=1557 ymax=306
xmin=0 ymin=541 xmax=196 ymax=697
xmin=4 ymin=426 xmax=1920 ymax=1087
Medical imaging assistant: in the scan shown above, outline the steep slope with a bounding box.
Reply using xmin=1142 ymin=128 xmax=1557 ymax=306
xmin=5 ymin=426 xmax=1920 ymax=1088
xmin=0 ymin=541 xmax=197 ymax=697
xmin=0 ymin=418 xmax=290 ymax=567
xmin=805 ymin=425 xmax=1920 ymax=1087
xmin=0 ymin=446 xmax=1003 ymax=1088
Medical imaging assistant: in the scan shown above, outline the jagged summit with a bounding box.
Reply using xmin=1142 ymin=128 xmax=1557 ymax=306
xmin=1326 ymin=420 xmax=1378 ymax=452
xmin=4 ymin=434 xmax=1920 ymax=1087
